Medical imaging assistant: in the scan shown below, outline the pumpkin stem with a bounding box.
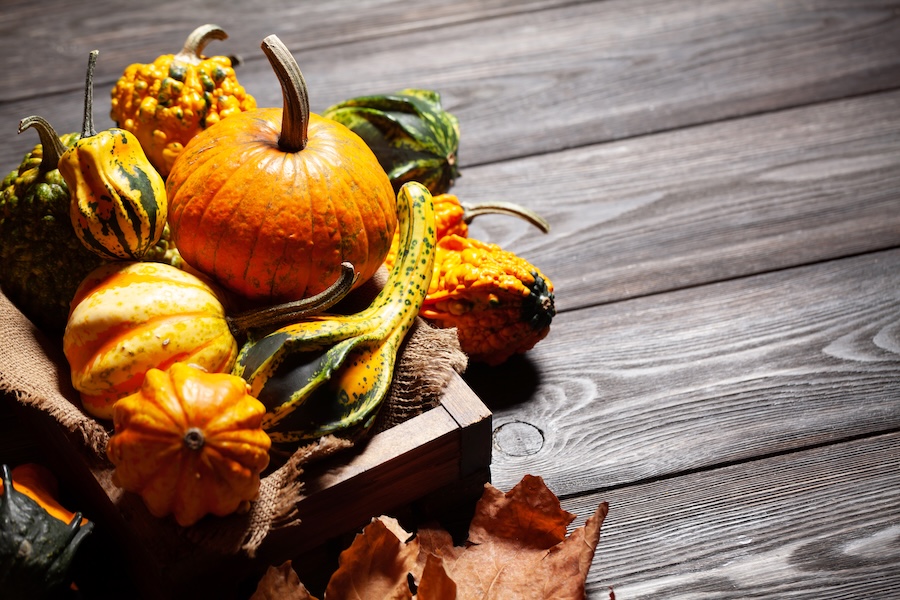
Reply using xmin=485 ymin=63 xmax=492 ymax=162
xmin=260 ymin=34 xmax=309 ymax=153
xmin=183 ymin=427 xmax=205 ymax=451
xmin=17 ymin=116 xmax=67 ymax=174
xmin=79 ymin=50 xmax=99 ymax=138
xmin=227 ymin=262 xmax=358 ymax=335
xmin=175 ymin=24 xmax=228 ymax=66
xmin=463 ymin=200 xmax=551 ymax=233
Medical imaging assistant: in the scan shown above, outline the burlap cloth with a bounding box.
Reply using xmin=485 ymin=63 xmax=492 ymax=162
xmin=0 ymin=266 xmax=467 ymax=561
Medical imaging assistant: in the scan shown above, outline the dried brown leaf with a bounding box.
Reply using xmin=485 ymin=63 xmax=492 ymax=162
xmin=325 ymin=516 xmax=420 ymax=599
xmin=250 ymin=561 xmax=317 ymax=600
xmin=417 ymin=474 xmax=608 ymax=599
xmin=416 ymin=554 xmax=458 ymax=600
xmin=267 ymin=475 xmax=609 ymax=599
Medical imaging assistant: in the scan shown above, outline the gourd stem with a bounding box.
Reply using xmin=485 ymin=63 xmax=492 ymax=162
xmin=18 ymin=116 xmax=67 ymax=173
xmin=227 ymin=262 xmax=357 ymax=335
xmin=463 ymin=201 xmax=551 ymax=233
xmin=80 ymin=50 xmax=99 ymax=138
xmin=260 ymin=34 xmax=309 ymax=153
xmin=175 ymin=24 xmax=228 ymax=65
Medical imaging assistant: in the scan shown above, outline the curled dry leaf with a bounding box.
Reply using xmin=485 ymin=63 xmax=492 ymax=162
xmin=251 ymin=560 xmax=316 ymax=600
xmin=252 ymin=474 xmax=610 ymax=599
xmin=416 ymin=474 xmax=609 ymax=599
xmin=326 ymin=516 xmax=420 ymax=599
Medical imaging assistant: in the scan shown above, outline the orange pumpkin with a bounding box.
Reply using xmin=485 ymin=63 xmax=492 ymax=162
xmin=106 ymin=362 xmax=271 ymax=527
xmin=166 ymin=34 xmax=397 ymax=303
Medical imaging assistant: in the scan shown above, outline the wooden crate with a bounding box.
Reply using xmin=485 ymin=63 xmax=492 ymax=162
xmin=13 ymin=369 xmax=491 ymax=599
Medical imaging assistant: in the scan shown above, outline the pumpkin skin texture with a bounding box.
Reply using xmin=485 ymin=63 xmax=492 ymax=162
xmin=106 ymin=363 xmax=271 ymax=527
xmin=0 ymin=464 xmax=94 ymax=600
xmin=233 ymin=181 xmax=436 ymax=450
xmin=110 ymin=24 xmax=256 ymax=178
xmin=167 ymin=35 xmax=396 ymax=303
xmin=63 ymin=261 xmax=238 ymax=420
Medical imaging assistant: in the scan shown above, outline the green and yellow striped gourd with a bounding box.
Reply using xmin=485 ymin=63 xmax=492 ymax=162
xmin=233 ymin=181 xmax=436 ymax=450
xmin=59 ymin=50 xmax=167 ymax=261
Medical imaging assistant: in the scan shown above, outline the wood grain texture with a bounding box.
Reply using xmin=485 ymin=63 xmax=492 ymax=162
xmin=2 ymin=0 xmax=899 ymax=170
xmin=1 ymin=0 xmax=899 ymax=596
xmin=452 ymin=89 xmax=900 ymax=312
xmin=0 ymin=0 xmax=579 ymax=102
xmin=570 ymin=433 xmax=900 ymax=599
xmin=470 ymin=248 xmax=900 ymax=495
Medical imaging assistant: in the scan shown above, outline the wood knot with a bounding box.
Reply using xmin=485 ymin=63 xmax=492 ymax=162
xmin=492 ymin=421 xmax=544 ymax=456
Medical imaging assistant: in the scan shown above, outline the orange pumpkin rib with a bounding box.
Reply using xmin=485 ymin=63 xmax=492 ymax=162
xmin=169 ymin=124 xmax=263 ymax=259
xmin=246 ymin=152 xmax=308 ymax=300
xmin=265 ymin=153 xmax=315 ymax=300
xmin=207 ymin=152 xmax=282 ymax=295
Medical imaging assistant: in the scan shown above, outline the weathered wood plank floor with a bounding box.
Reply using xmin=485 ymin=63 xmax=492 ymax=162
xmin=2 ymin=0 xmax=898 ymax=597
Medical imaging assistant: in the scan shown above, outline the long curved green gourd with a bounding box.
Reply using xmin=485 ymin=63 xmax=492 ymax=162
xmin=233 ymin=181 xmax=436 ymax=449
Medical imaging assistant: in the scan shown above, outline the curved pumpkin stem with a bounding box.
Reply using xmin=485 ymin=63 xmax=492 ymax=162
xmin=227 ymin=262 xmax=358 ymax=335
xmin=261 ymin=34 xmax=309 ymax=153
xmin=463 ymin=200 xmax=551 ymax=233
xmin=17 ymin=116 xmax=67 ymax=174
xmin=175 ymin=24 xmax=228 ymax=65
xmin=79 ymin=50 xmax=99 ymax=138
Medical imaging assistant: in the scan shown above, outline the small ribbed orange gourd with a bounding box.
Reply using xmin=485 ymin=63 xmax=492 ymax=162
xmin=106 ymin=362 xmax=271 ymax=527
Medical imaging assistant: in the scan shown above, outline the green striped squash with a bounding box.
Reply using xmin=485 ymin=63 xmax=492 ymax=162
xmin=322 ymin=88 xmax=461 ymax=195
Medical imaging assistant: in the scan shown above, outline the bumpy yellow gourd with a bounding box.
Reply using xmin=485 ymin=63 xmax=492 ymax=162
xmin=420 ymin=235 xmax=556 ymax=366
xmin=110 ymin=24 xmax=256 ymax=177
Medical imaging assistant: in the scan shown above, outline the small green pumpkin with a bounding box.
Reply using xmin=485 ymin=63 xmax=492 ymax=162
xmin=0 ymin=464 xmax=94 ymax=599
xmin=322 ymin=88 xmax=461 ymax=195
xmin=0 ymin=116 xmax=104 ymax=333
xmin=58 ymin=50 xmax=167 ymax=261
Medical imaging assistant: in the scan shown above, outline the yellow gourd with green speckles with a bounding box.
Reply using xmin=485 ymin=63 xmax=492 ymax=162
xmin=62 ymin=259 xmax=357 ymax=421
xmin=63 ymin=261 xmax=238 ymax=420
xmin=232 ymin=181 xmax=436 ymax=450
